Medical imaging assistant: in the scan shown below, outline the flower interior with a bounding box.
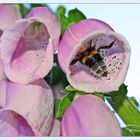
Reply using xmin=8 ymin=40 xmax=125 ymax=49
xmin=11 ymin=21 xmax=50 ymax=81
xmin=70 ymin=33 xmax=125 ymax=82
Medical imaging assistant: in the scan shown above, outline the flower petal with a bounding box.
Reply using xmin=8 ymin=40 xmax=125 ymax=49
xmin=58 ymin=19 xmax=130 ymax=93
xmin=0 ymin=110 xmax=34 ymax=136
xmin=0 ymin=4 xmax=20 ymax=80
xmin=0 ymin=79 xmax=54 ymax=136
xmin=0 ymin=7 xmax=60 ymax=84
xmin=0 ymin=4 xmax=21 ymax=31
xmin=49 ymin=119 xmax=60 ymax=136
xmin=0 ymin=80 xmax=8 ymax=108
xmin=61 ymin=95 xmax=122 ymax=136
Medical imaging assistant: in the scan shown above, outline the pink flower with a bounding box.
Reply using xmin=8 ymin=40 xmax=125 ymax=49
xmin=50 ymin=119 xmax=60 ymax=136
xmin=0 ymin=4 xmax=21 ymax=33
xmin=0 ymin=7 xmax=60 ymax=84
xmin=61 ymin=95 xmax=122 ymax=136
xmin=58 ymin=19 xmax=130 ymax=93
xmin=0 ymin=4 xmax=21 ymax=80
xmin=0 ymin=79 xmax=54 ymax=136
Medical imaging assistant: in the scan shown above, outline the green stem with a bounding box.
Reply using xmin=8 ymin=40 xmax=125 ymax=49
xmin=107 ymin=96 xmax=140 ymax=125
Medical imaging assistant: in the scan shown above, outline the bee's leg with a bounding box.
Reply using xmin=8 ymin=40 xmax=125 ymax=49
xmin=90 ymin=44 xmax=96 ymax=51
xmin=97 ymin=39 xmax=116 ymax=52
xmin=70 ymin=58 xmax=79 ymax=65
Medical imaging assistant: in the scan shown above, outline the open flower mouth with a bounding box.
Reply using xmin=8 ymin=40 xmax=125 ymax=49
xmin=11 ymin=21 xmax=50 ymax=80
xmin=69 ymin=32 xmax=127 ymax=83
xmin=0 ymin=7 xmax=60 ymax=84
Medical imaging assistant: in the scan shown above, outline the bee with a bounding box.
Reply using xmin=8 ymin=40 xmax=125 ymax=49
xmin=70 ymin=40 xmax=116 ymax=77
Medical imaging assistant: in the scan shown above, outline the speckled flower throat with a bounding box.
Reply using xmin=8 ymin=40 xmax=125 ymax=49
xmin=12 ymin=22 xmax=50 ymax=81
xmin=70 ymin=33 xmax=126 ymax=82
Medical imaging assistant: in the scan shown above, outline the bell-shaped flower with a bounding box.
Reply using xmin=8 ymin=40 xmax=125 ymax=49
xmin=0 ymin=7 xmax=60 ymax=84
xmin=58 ymin=19 xmax=130 ymax=93
xmin=61 ymin=95 xmax=122 ymax=136
xmin=0 ymin=79 xmax=54 ymax=136
xmin=0 ymin=4 xmax=21 ymax=80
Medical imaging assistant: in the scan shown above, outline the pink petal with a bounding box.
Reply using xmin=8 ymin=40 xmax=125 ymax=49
xmin=0 ymin=7 xmax=60 ymax=84
xmin=58 ymin=19 xmax=130 ymax=93
xmin=61 ymin=95 xmax=122 ymax=136
xmin=0 ymin=110 xmax=34 ymax=136
xmin=49 ymin=119 xmax=60 ymax=136
xmin=0 ymin=4 xmax=21 ymax=31
xmin=0 ymin=4 xmax=20 ymax=80
xmin=0 ymin=79 xmax=54 ymax=136
xmin=0 ymin=80 xmax=8 ymax=108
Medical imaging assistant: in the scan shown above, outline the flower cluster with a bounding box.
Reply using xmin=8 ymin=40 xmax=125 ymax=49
xmin=0 ymin=4 xmax=131 ymax=136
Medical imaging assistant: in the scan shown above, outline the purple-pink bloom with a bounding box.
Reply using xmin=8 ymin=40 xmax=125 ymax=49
xmin=0 ymin=4 xmax=21 ymax=80
xmin=58 ymin=19 xmax=130 ymax=93
xmin=0 ymin=79 xmax=54 ymax=136
xmin=61 ymin=95 xmax=122 ymax=136
xmin=0 ymin=7 xmax=60 ymax=84
xmin=0 ymin=4 xmax=21 ymax=32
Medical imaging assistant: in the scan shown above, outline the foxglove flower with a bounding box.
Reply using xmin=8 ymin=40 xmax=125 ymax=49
xmin=0 ymin=4 xmax=21 ymax=33
xmin=0 ymin=79 xmax=54 ymax=136
xmin=58 ymin=19 xmax=130 ymax=93
xmin=0 ymin=7 xmax=60 ymax=84
xmin=61 ymin=95 xmax=121 ymax=136
xmin=0 ymin=4 xmax=21 ymax=80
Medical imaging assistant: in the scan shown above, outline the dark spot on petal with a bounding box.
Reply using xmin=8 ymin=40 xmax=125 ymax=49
xmin=101 ymin=72 xmax=108 ymax=77
xmin=96 ymin=69 xmax=102 ymax=74
xmin=112 ymin=56 xmax=116 ymax=59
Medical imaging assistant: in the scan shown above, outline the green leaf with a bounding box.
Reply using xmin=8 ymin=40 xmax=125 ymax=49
xmin=30 ymin=4 xmax=47 ymax=8
xmin=18 ymin=4 xmax=29 ymax=18
xmin=108 ymin=84 xmax=128 ymax=107
xmin=68 ymin=8 xmax=86 ymax=23
xmin=57 ymin=14 xmax=70 ymax=36
xmin=106 ymin=84 xmax=140 ymax=126
xmin=122 ymin=125 xmax=140 ymax=136
xmin=55 ymin=93 xmax=75 ymax=120
xmin=54 ymin=99 xmax=61 ymax=118
xmin=92 ymin=92 xmax=105 ymax=100
xmin=56 ymin=5 xmax=66 ymax=15
xmin=65 ymin=85 xmax=76 ymax=92
xmin=56 ymin=7 xmax=86 ymax=36
xmin=130 ymin=96 xmax=139 ymax=107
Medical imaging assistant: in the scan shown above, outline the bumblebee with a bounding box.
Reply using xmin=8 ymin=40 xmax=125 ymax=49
xmin=70 ymin=40 xmax=116 ymax=77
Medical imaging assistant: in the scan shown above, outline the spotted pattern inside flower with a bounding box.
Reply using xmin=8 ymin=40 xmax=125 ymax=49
xmin=70 ymin=33 xmax=125 ymax=82
xmin=11 ymin=22 xmax=50 ymax=82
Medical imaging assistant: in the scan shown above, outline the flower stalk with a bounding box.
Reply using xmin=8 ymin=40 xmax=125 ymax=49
xmin=107 ymin=96 xmax=140 ymax=126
